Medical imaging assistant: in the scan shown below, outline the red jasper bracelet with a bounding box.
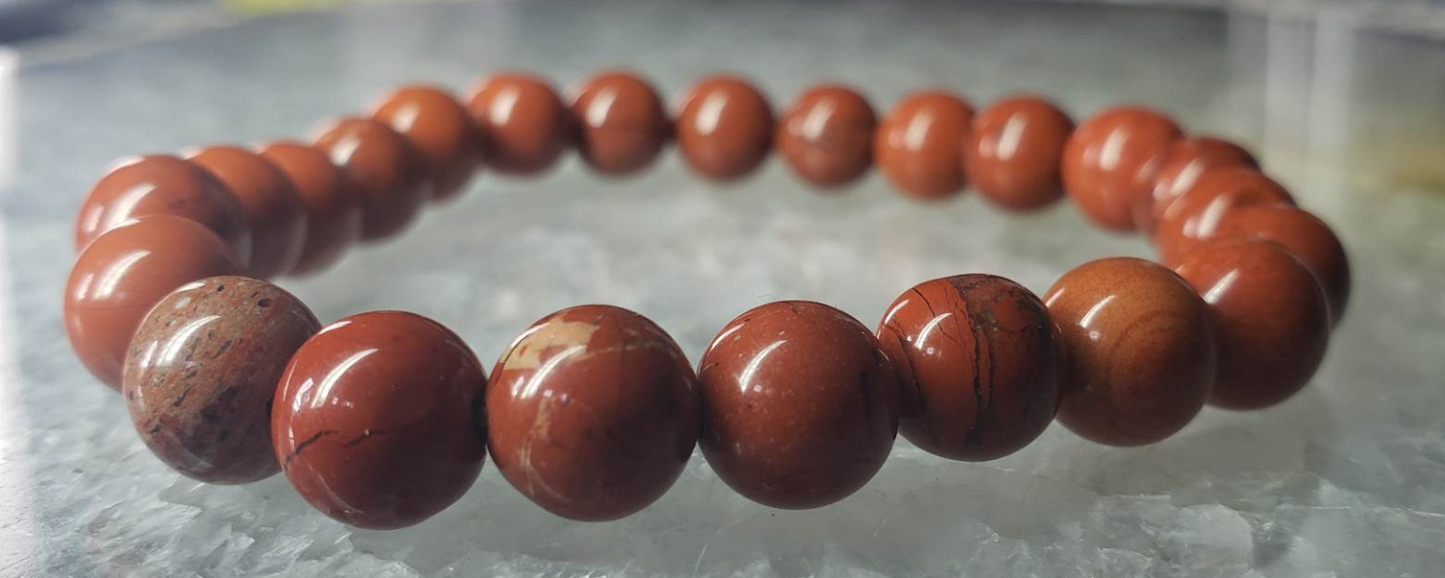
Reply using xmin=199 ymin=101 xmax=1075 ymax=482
xmin=62 ymin=71 xmax=1349 ymax=530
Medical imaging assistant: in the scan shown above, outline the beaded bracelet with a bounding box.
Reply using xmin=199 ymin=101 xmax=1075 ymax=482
xmin=62 ymin=71 xmax=1350 ymax=530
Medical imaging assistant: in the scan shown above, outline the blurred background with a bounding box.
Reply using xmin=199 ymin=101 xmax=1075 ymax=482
xmin=3 ymin=0 xmax=1445 ymax=199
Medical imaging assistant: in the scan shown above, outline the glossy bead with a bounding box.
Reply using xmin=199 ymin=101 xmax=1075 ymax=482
xmin=187 ymin=145 xmax=308 ymax=279
xmin=570 ymin=71 xmax=670 ymax=176
xmin=876 ymin=275 xmax=1063 ymax=461
xmin=1044 ymin=258 xmax=1214 ymax=446
xmin=466 ymin=73 xmax=570 ymax=175
xmin=487 ymin=305 xmax=699 ymax=521
xmin=123 ymin=276 xmax=319 ymax=483
xmin=963 ymin=95 xmax=1074 ymax=211
xmin=64 ymin=217 xmax=244 ymax=390
xmin=372 ymin=85 xmax=483 ymax=201
xmin=311 ymin=117 xmax=427 ymax=242
xmin=874 ymin=91 xmax=974 ymax=200
xmin=1153 ymin=168 xmax=1295 ymax=265
xmin=698 ymin=301 xmax=898 ymax=509
xmin=1210 ymin=206 xmax=1351 ymax=326
xmin=272 ymin=311 xmax=486 ymax=530
xmin=257 ymin=141 xmax=364 ymax=276
xmin=1062 ymin=107 xmax=1182 ymax=231
xmin=775 ymin=85 xmax=876 ymax=188
xmin=675 ymin=76 xmax=774 ymax=182
xmin=1137 ymin=137 xmax=1257 ymax=233
xmin=75 ymin=155 xmax=251 ymax=265
xmin=1173 ymin=238 xmax=1330 ymax=410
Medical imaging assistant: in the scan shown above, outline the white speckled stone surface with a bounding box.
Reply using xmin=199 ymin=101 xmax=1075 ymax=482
xmin=3 ymin=1 xmax=1445 ymax=576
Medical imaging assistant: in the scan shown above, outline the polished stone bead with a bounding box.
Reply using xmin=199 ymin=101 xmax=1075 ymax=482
xmin=1044 ymin=258 xmax=1215 ymax=446
xmin=65 ymin=216 xmax=244 ymax=390
xmin=874 ymin=91 xmax=973 ymax=200
xmin=187 ymin=145 xmax=308 ymax=279
xmin=486 ymin=305 xmax=699 ymax=521
xmin=1153 ymin=167 xmax=1296 ymax=265
xmin=1137 ymin=137 xmax=1257 ymax=233
xmin=272 ymin=311 xmax=487 ymax=530
xmin=124 ymin=276 xmax=319 ymax=483
xmin=698 ymin=301 xmax=898 ymax=509
xmin=257 ymin=141 xmax=364 ymax=276
xmin=775 ymin=85 xmax=876 ymax=188
xmin=372 ymin=85 xmax=484 ymax=201
xmin=876 ymin=275 xmax=1063 ymax=461
xmin=1061 ymin=107 xmax=1182 ymax=231
xmin=467 ymin=73 xmax=571 ymax=176
xmin=675 ymin=75 xmax=775 ymax=182
xmin=311 ymin=117 xmax=428 ymax=242
xmin=1173 ymin=238 xmax=1330 ymax=410
xmin=1210 ymin=206 xmax=1351 ymax=326
xmin=963 ymin=95 xmax=1073 ymax=211
xmin=75 ymin=155 xmax=252 ymax=266
xmin=570 ymin=71 xmax=670 ymax=176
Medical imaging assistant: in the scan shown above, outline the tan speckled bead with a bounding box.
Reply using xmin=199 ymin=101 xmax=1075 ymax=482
xmin=65 ymin=217 xmax=245 ymax=390
xmin=1044 ymin=258 xmax=1215 ymax=446
xmin=124 ymin=276 xmax=319 ymax=483
xmin=1061 ymin=107 xmax=1182 ymax=231
xmin=775 ymin=85 xmax=877 ymax=188
xmin=372 ymin=85 xmax=484 ymax=201
xmin=963 ymin=95 xmax=1074 ymax=211
xmin=1173 ymin=238 xmax=1330 ymax=410
xmin=467 ymin=73 xmax=571 ymax=176
xmin=676 ymin=76 xmax=775 ymax=182
xmin=570 ymin=71 xmax=671 ymax=176
xmin=874 ymin=91 xmax=973 ymax=200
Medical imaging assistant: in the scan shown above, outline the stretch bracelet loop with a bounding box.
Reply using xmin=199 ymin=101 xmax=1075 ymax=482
xmin=62 ymin=71 xmax=1348 ymax=530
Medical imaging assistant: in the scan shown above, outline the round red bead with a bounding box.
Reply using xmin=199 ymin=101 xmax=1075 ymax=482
xmin=698 ymin=301 xmax=898 ymax=509
xmin=876 ymin=275 xmax=1063 ymax=461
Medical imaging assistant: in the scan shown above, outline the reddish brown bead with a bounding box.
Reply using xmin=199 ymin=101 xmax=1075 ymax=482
xmin=876 ymin=275 xmax=1063 ymax=461
xmin=963 ymin=95 xmax=1074 ymax=211
xmin=75 ymin=155 xmax=252 ymax=266
xmin=186 ymin=146 xmax=308 ymax=279
xmin=1044 ymin=258 xmax=1215 ymax=446
xmin=123 ymin=276 xmax=319 ymax=483
xmin=467 ymin=73 xmax=570 ymax=176
xmin=311 ymin=117 xmax=427 ymax=242
xmin=569 ymin=71 xmax=670 ymax=176
xmin=1137 ymin=137 xmax=1257 ymax=233
xmin=272 ymin=311 xmax=486 ymax=530
xmin=675 ymin=76 xmax=775 ymax=182
xmin=1153 ymin=168 xmax=1295 ymax=265
xmin=874 ymin=91 xmax=974 ymax=200
xmin=257 ymin=141 xmax=364 ymax=276
xmin=486 ymin=305 xmax=699 ymax=521
xmin=1210 ymin=206 xmax=1351 ymax=326
xmin=1061 ymin=107 xmax=1182 ymax=231
xmin=65 ymin=217 xmax=244 ymax=390
xmin=698 ymin=301 xmax=898 ymax=509
xmin=372 ymin=85 xmax=483 ymax=201
xmin=775 ymin=85 xmax=877 ymax=188
xmin=1173 ymin=238 xmax=1330 ymax=410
